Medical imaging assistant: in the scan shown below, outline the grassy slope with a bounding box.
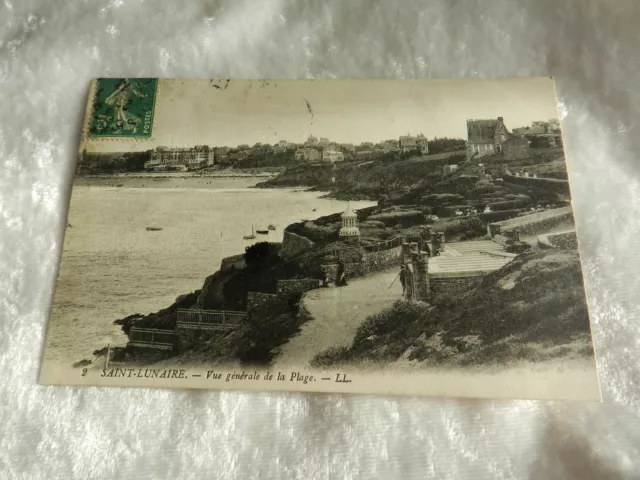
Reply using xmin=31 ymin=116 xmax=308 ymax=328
xmin=312 ymin=249 xmax=594 ymax=368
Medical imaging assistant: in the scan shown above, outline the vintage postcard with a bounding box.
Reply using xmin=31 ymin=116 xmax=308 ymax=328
xmin=40 ymin=77 xmax=601 ymax=401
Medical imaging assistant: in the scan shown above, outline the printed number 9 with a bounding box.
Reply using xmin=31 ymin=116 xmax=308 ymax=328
xmin=81 ymin=368 xmax=88 ymax=377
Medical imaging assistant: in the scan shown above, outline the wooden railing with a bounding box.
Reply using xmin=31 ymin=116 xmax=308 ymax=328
xmin=129 ymin=327 xmax=177 ymax=350
xmin=176 ymin=308 xmax=246 ymax=331
xmin=362 ymin=236 xmax=403 ymax=253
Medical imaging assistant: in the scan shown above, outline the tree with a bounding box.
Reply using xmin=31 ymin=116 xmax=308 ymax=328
xmin=122 ymin=151 xmax=150 ymax=171
xmin=371 ymin=167 xmax=403 ymax=196
xmin=244 ymin=242 xmax=280 ymax=273
xmin=428 ymin=137 xmax=466 ymax=154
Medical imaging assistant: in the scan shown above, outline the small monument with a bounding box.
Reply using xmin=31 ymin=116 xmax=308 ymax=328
xmin=339 ymin=202 xmax=360 ymax=240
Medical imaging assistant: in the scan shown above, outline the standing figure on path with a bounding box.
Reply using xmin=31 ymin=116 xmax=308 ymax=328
xmin=322 ymin=267 xmax=330 ymax=287
xmin=399 ymin=265 xmax=406 ymax=295
xmin=336 ymin=259 xmax=348 ymax=287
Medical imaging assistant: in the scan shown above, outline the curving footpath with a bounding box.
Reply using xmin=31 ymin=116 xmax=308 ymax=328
xmin=273 ymin=266 xmax=402 ymax=368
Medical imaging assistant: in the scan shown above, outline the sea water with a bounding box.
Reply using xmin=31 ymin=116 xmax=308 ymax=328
xmin=44 ymin=178 xmax=375 ymax=365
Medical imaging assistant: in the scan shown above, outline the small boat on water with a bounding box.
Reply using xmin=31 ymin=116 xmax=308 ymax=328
xmin=268 ymin=225 xmax=276 ymax=231
xmin=243 ymin=225 xmax=256 ymax=240
xmin=146 ymin=226 xmax=163 ymax=231
xmin=256 ymin=229 xmax=269 ymax=235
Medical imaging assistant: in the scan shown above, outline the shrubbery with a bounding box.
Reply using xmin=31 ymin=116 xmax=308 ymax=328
xmin=351 ymin=301 xmax=432 ymax=351
xmin=421 ymin=193 xmax=464 ymax=207
xmin=488 ymin=198 xmax=531 ymax=211
xmin=236 ymin=295 xmax=307 ymax=364
xmin=477 ymin=209 xmax=522 ymax=223
xmin=368 ymin=210 xmax=426 ymax=227
xmin=440 ymin=217 xmax=486 ymax=239
xmin=359 ymin=220 xmax=386 ymax=228
xmin=285 ymin=221 xmax=339 ymax=244
xmin=311 ymin=249 xmax=593 ymax=369
xmin=310 ymin=346 xmax=351 ymax=368
xmin=427 ymin=137 xmax=466 ymax=154
xmin=79 ymin=151 xmax=151 ymax=173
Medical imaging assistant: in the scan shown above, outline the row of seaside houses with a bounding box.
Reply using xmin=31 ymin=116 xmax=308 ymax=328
xmin=144 ymin=146 xmax=215 ymax=171
xmin=142 ymin=133 xmax=431 ymax=170
xmin=140 ymin=119 xmax=561 ymax=171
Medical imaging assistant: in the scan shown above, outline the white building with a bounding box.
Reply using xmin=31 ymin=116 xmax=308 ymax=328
xmin=295 ymin=148 xmax=322 ymax=161
xmin=145 ymin=146 xmax=214 ymax=170
xmin=193 ymin=145 xmax=215 ymax=166
xmin=339 ymin=203 xmax=360 ymax=238
xmin=322 ymin=149 xmax=344 ymax=163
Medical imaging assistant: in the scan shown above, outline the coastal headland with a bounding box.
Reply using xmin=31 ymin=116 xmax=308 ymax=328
xmin=81 ymin=144 xmax=593 ymax=373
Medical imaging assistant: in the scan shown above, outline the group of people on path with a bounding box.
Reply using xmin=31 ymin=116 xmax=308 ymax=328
xmin=323 ymin=259 xmax=348 ymax=288
xmin=329 ymin=257 xmax=407 ymax=298
xmin=326 ymin=240 xmax=433 ymax=295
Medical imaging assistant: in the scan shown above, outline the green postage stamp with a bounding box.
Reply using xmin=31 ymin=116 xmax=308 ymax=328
xmin=88 ymin=78 xmax=157 ymax=138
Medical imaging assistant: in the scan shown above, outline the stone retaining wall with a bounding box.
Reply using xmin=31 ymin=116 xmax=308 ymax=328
xmin=503 ymin=174 xmax=570 ymax=195
xmin=547 ymin=230 xmax=578 ymax=249
xmin=319 ymin=246 xmax=401 ymax=283
xmin=220 ymin=253 xmax=246 ymax=271
xmin=538 ymin=230 xmax=578 ymax=250
xmin=321 ymin=263 xmax=364 ymax=283
xmin=362 ymin=246 xmax=402 ymax=273
xmin=276 ymin=278 xmax=323 ymax=294
xmin=280 ymin=231 xmax=315 ymax=259
xmin=488 ymin=207 xmax=574 ymax=237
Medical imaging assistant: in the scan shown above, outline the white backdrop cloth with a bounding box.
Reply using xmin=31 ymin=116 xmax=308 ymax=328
xmin=2 ymin=1 xmax=640 ymax=479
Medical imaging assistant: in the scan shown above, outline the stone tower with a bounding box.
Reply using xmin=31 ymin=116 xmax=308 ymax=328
xmin=339 ymin=202 xmax=360 ymax=240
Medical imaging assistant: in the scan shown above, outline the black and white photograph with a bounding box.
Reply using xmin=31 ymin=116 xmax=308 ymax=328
xmin=40 ymin=77 xmax=600 ymax=400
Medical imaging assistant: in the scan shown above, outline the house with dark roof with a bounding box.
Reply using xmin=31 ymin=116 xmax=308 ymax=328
xmin=466 ymin=117 xmax=509 ymax=160
xmin=399 ymin=136 xmax=416 ymax=153
xmin=399 ymin=133 xmax=429 ymax=154
xmin=415 ymin=134 xmax=429 ymax=154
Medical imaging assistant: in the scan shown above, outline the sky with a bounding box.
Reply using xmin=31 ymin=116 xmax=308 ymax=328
xmin=83 ymin=77 xmax=561 ymax=153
